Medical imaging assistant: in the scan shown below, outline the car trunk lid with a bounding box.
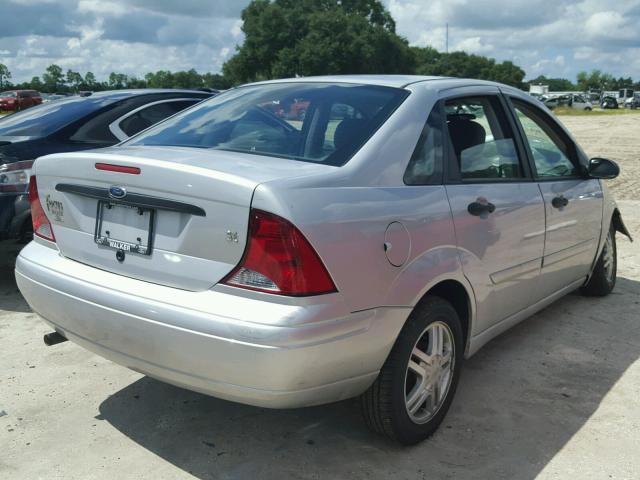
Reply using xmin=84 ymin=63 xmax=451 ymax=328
xmin=34 ymin=145 xmax=331 ymax=290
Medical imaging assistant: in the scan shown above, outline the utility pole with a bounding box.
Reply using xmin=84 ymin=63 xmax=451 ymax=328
xmin=445 ymin=23 xmax=449 ymax=54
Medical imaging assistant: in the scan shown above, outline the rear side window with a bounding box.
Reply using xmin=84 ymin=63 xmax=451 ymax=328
xmin=404 ymin=105 xmax=443 ymax=185
xmin=128 ymin=83 xmax=409 ymax=166
xmin=445 ymin=96 xmax=523 ymax=181
xmin=68 ymin=95 xmax=194 ymax=144
xmin=119 ymin=100 xmax=198 ymax=137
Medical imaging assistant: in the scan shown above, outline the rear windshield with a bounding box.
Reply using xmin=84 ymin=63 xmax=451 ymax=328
xmin=127 ymin=83 xmax=408 ymax=166
xmin=0 ymin=93 xmax=132 ymax=138
xmin=0 ymin=91 xmax=16 ymax=98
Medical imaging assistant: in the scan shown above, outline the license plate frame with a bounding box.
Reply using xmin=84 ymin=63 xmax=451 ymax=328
xmin=94 ymin=201 xmax=155 ymax=256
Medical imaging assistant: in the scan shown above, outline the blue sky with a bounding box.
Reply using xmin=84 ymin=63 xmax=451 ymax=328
xmin=1 ymin=0 xmax=639 ymax=83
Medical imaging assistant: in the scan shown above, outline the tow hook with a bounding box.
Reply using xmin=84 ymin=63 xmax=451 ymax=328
xmin=43 ymin=331 xmax=68 ymax=346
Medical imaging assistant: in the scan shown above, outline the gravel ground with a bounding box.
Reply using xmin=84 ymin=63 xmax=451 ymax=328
xmin=559 ymin=113 xmax=640 ymax=200
xmin=1 ymin=114 xmax=639 ymax=479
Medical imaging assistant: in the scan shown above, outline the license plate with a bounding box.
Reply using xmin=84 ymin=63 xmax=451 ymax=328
xmin=94 ymin=201 xmax=155 ymax=255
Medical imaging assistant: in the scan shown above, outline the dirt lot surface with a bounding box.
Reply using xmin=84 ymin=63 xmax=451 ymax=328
xmin=1 ymin=114 xmax=639 ymax=479
xmin=559 ymin=113 xmax=640 ymax=200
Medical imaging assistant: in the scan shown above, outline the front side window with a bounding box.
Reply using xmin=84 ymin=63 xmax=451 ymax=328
xmin=511 ymin=99 xmax=578 ymax=178
xmin=128 ymin=83 xmax=409 ymax=166
xmin=445 ymin=96 xmax=523 ymax=181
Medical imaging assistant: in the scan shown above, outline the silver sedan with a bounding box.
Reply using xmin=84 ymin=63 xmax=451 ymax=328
xmin=15 ymin=75 xmax=632 ymax=445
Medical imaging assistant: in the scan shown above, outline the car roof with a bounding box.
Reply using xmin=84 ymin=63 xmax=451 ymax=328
xmin=86 ymin=89 xmax=212 ymax=99
xmin=243 ymin=75 xmax=447 ymax=88
xmin=241 ymin=75 xmax=529 ymax=92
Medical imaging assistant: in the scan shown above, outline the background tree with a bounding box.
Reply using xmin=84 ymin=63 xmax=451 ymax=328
xmin=223 ymin=0 xmax=414 ymax=84
xmin=66 ymin=70 xmax=84 ymax=91
xmin=0 ymin=64 xmax=11 ymax=89
xmin=412 ymin=48 xmax=526 ymax=88
xmin=30 ymin=76 xmax=44 ymax=91
xmin=202 ymin=73 xmax=232 ymax=90
xmin=527 ymin=75 xmax=576 ymax=92
xmin=42 ymin=64 xmax=65 ymax=92
xmin=108 ymin=72 xmax=129 ymax=89
xmin=145 ymin=70 xmax=174 ymax=88
xmin=172 ymin=69 xmax=203 ymax=89
xmin=84 ymin=72 xmax=97 ymax=90
xmin=576 ymin=70 xmax=615 ymax=91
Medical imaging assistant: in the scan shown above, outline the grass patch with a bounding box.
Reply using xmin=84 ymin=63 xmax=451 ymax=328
xmin=554 ymin=107 xmax=639 ymax=116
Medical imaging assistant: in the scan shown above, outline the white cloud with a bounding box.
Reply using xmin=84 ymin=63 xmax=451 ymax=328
xmin=1 ymin=0 xmax=640 ymax=83
xmin=384 ymin=0 xmax=640 ymax=79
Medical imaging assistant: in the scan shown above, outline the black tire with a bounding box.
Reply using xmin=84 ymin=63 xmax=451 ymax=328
xmin=581 ymin=227 xmax=616 ymax=296
xmin=360 ymin=296 xmax=464 ymax=445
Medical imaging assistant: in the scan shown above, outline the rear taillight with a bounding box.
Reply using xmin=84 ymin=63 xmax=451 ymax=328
xmin=223 ymin=209 xmax=336 ymax=296
xmin=0 ymin=160 xmax=33 ymax=193
xmin=29 ymin=176 xmax=55 ymax=242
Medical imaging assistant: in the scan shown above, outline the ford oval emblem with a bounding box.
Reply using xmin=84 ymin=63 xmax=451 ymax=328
xmin=109 ymin=186 xmax=127 ymax=199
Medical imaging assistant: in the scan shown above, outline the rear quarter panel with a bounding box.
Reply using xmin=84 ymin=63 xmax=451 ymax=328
xmin=253 ymin=182 xmax=461 ymax=313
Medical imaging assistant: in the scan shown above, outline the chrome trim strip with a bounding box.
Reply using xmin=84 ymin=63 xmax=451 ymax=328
xmin=490 ymin=257 xmax=541 ymax=285
xmin=542 ymin=238 xmax=595 ymax=268
xmin=55 ymin=183 xmax=206 ymax=217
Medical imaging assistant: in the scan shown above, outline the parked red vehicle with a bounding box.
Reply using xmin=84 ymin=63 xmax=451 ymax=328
xmin=0 ymin=90 xmax=43 ymax=111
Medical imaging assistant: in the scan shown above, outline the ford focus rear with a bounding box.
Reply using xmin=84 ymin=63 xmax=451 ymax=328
xmin=16 ymin=76 xmax=628 ymax=444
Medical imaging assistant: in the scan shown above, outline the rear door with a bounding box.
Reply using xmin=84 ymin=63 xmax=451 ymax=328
xmin=441 ymin=87 xmax=546 ymax=334
xmin=507 ymin=97 xmax=602 ymax=297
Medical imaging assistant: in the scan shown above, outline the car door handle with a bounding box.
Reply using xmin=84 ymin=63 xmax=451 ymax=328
xmin=552 ymin=196 xmax=569 ymax=208
xmin=467 ymin=201 xmax=496 ymax=216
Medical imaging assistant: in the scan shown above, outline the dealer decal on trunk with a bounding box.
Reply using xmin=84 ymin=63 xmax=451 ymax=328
xmin=45 ymin=195 xmax=64 ymax=222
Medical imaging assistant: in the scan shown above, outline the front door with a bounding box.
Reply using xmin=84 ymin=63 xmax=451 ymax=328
xmin=441 ymin=90 xmax=546 ymax=335
xmin=508 ymin=97 xmax=603 ymax=298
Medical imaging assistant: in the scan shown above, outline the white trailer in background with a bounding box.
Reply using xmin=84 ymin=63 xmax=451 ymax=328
xmin=618 ymin=88 xmax=634 ymax=106
xmin=529 ymin=84 xmax=549 ymax=96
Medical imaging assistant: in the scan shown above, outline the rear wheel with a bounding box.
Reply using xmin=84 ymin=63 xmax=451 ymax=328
xmin=360 ymin=296 xmax=463 ymax=445
xmin=581 ymin=227 xmax=616 ymax=296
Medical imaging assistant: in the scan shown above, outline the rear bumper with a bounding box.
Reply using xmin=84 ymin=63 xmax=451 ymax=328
xmin=16 ymin=241 xmax=408 ymax=408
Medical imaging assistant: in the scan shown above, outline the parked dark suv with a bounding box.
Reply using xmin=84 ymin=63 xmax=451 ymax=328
xmin=0 ymin=89 xmax=212 ymax=249
xmin=0 ymin=90 xmax=43 ymax=111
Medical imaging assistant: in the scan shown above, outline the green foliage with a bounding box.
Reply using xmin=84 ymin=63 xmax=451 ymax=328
xmin=42 ymin=64 xmax=64 ymax=92
xmin=84 ymin=72 xmax=97 ymax=88
xmin=0 ymin=64 xmax=11 ymax=89
xmin=223 ymin=0 xmax=413 ymax=84
xmin=528 ymin=75 xmax=576 ymax=92
xmin=30 ymin=76 xmax=43 ymax=90
xmin=412 ymin=47 xmax=526 ymax=88
xmin=66 ymin=70 xmax=84 ymax=91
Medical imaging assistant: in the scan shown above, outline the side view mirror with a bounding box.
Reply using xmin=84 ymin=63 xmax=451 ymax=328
xmin=588 ymin=157 xmax=619 ymax=179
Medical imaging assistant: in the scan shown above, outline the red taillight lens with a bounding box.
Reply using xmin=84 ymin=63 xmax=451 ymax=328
xmin=28 ymin=176 xmax=55 ymax=242
xmin=223 ymin=209 xmax=336 ymax=296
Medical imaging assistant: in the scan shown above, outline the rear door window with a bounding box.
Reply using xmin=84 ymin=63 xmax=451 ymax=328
xmin=444 ymin=96 xmax=524 ymax=181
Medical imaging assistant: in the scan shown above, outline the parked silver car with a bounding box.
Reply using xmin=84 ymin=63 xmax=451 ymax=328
xmin=15 ymin=76 xmax=632 ymax=445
